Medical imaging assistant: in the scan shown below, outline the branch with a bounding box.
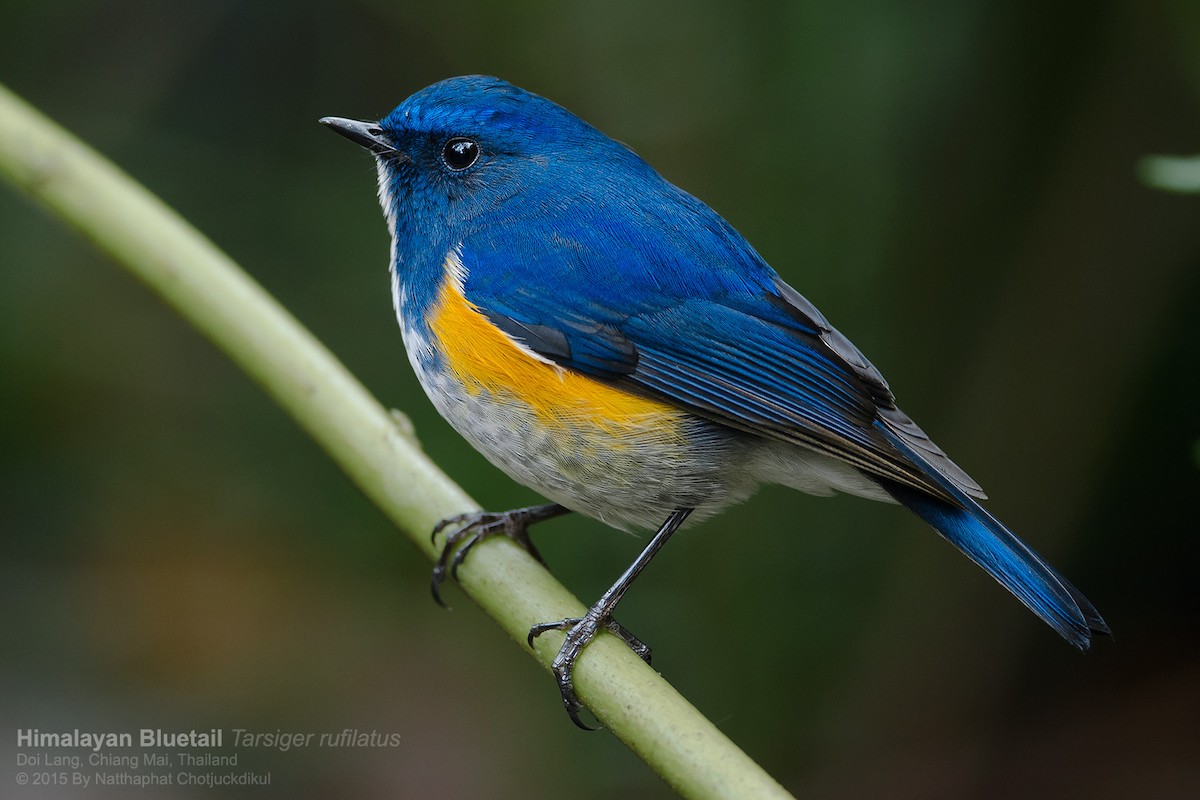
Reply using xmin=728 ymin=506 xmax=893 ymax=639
xmin=0 ymin=83 xmax=794 ymax=800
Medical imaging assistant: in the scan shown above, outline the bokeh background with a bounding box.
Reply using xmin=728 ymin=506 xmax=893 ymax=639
xmin=2 ymin=1 xmax=1198 ymax=798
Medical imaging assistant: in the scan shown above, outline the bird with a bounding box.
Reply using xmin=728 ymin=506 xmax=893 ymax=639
xmin=320 ymin=75 xmax=1109 ymax=728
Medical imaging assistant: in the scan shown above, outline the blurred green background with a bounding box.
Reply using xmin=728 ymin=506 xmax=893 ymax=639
xmin=2 ymin=1 xmax=1198 ymax=798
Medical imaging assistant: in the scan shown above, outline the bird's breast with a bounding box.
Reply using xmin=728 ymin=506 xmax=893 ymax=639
xmin=424 ymin=254 xmax=679 ymax=436
xmin=395 ymin=251 xmax=754 ymax=528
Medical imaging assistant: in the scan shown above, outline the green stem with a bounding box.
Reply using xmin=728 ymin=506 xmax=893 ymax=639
xmin=0 ymin=82 xmax=794 ymax=800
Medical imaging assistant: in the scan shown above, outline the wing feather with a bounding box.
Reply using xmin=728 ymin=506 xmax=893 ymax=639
xmin=456 ymin=204 xmax=985 ymax=502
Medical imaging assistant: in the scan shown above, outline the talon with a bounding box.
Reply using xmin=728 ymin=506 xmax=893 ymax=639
xmin=427 ymin=504 xmax=569 ymax=605
xmin=430 ymin=574 xmax=449 ymax=608
xmin=557 ymin=668 xmax=596 ymax=731
xmin=430 ymin=512 xmax=466 ymax=546
xmin=527 ymin=617 xmax=576 ymax=649
xmin=449 ymin=530 xmax=486 ymax=578
xmin=526 ymin=610 xmax=651 ymax=730
xmin=542 ymin=615 xmax=603 ymax=730
xmin=430 ymin=551 xmax=455 ymax=608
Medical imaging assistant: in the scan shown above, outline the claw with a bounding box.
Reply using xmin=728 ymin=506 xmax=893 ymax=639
xmin=526 ymin=611 xmax=651 ymax=730
xmin=430 ymin=516 xmax=454 ymax=547
xmin=428 ymin=504 xmax=569 ymax=606
xmin=527 ymin=617 xmax=571 ymax=649
xmin=527 ymin=614 xmax=604 ymax=730
xmin=449 ymin=530 xmax=486 ymax=578
xmin=557 ymin=665 xmax=596 ymax=731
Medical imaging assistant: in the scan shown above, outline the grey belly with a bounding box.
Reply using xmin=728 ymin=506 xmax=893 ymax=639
xmin=413 ymin=365 xmax=760 ymax=531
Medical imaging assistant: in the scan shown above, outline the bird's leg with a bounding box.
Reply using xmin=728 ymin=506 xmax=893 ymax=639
xmin=430 ymin=503 xmax=571 ymax=606
xmin=527 ymin=507 xmax=693 ymax=729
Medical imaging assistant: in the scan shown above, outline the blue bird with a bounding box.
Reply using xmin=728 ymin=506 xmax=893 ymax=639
xmin=321 ymin=76 xmax=1108 ymax=727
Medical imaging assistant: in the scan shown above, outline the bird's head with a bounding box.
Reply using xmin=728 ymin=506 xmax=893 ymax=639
xmin=321 ymin=75 xmax=643 ymax=236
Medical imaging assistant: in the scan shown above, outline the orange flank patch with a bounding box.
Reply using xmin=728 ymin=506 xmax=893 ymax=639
xmin=428 ymin=266 xmax=680 ymax=433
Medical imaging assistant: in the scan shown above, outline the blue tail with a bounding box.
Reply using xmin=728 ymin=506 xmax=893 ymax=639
xmin=877 ymin=428 xmax=1110 ymax=650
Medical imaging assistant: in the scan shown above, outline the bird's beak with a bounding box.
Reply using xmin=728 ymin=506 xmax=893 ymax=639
xmin=318 ymin=116 xmax=405 ymax=159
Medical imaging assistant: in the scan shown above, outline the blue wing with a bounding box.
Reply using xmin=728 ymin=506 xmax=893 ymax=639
xmin=458 ymin=189 xmax=980 ymax=503
xmin=452 ymin=181 xmax=1108 ymax=647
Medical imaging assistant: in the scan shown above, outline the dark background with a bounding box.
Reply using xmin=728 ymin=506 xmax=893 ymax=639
xmin=2 ymin=1 xmax=1197 ymax=798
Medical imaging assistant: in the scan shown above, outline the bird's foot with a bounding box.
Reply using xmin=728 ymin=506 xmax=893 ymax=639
xmin=527 ymin=610 xmax=651 ymax=730
xmin=430 ymin=503 xmax=568 ymax=606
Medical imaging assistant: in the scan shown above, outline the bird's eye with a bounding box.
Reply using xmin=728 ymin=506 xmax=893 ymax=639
xmin=441 ymin=137 xmax=480 ymax=170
